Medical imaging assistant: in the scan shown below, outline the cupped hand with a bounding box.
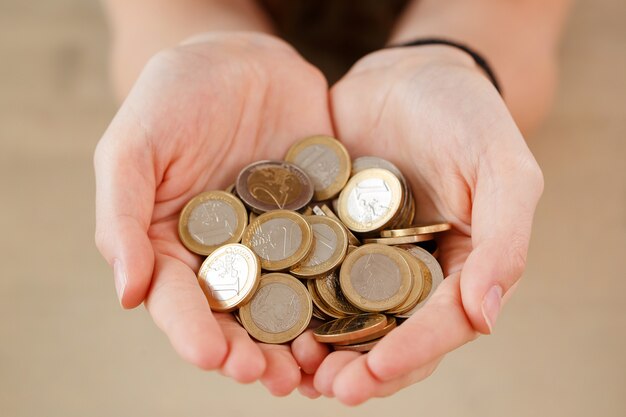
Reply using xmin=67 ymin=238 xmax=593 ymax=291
xmin=291 ymin=45 xmax=544 ymax=404
xmin=94 ymin=32 xmax=333 ymax=395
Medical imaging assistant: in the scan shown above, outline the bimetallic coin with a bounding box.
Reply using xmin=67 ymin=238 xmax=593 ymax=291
xmin=312 ymin=204 xmax=361 ymax=246
xmin=362 ymin=233 xmax=435 ymax=245
xmin=291 ymin=216 xmax=348 ymax=278
xmin=352 ymin=156 xmax=405 ymax=181
xmin=381 ymin=223 xmax=451 ymax=238
xmin=395 ymin=245 xmax=444 ymax=318
xmin=332 ymin=316 xmax=397 ymax=346
xmin=339 ymin=244 xmax=412 ymax=312
xmin=236 ymin=160 xmax=314 ymax=213
xmin=337 ymin=168 xmax=403 ymax=233
xmin=332 ymin=338 xmax=380 ymax=352
xmin=239 ymin=273 xmax=312 ymax=344
xmin=387 ymin=250 xmax=425 ymax=315
xmin=307 ymin=279 xmax=347 ymax=319
xmin=242 ymin=210 xmax=313 ymax=271
xmin=314 ymin=270 xmax=363 ymax=316
xmin=285 ymin=135 xmax=351 ymax=201
xmin=224 ymin=183 xmax=236 ymax=194
xmin=313 ymin=313 xmax=387 ymax=344
xmin=178 ymin=191 xmax=248 ymax=255
xmin=197 ymin=244 xmax=260 ymax=312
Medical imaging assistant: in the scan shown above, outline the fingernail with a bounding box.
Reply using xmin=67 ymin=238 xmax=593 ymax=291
xmin=481 ymin=285 xmax=503 ymax=333
xmin=113 ymin=259 xmax=127 ymax=304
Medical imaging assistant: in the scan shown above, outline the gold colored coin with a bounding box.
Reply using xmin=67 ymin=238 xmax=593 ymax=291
xmin=337 ymin=168 xmax=403 ymax=233
xmin=332 ymin=338 xmax=381 ymax=352
xmin=395 ymin=245 xmax=444 ymax=318
xmin=285 ymin=135 xmax=352 ymax=201
xmin=291 ymin=216 xmax=348 ymax=278
xmin=314 ymin=270 xmax=363 ymax=316
xmin=307 ymin=279 xmax=347 ymax=319
xmin=242 ymin=210 xmax=313 ymax=271
xmin=312 ymin=204 xmax=361 ymax=246
xmin=332 ymin=316 xmax=397 ymax=346
xmin=239 ymin=273 xmax=312 ymax=344
xmin=387 ymin=250 xmax=425 ymax=315
xmin=197 ymin=243 xmax=260 ymax=312
xmin=178 ymin=191 xmax=248 ymax=255
xmin=339 ymin=244 xmax=412 ymax=312
xmin=381 ymin=223 xmax=451 ymax=238
xmin=313 ymin=313 xmax=387 ymax=344
xmin=362 ymin=233 xmax=435 ymax=245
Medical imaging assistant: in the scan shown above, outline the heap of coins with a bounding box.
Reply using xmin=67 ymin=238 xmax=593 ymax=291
xmin=178 ymin=135 xmax=448 ymax=350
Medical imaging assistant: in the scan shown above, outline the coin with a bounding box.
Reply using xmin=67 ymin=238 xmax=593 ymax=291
xmin=178 ymin=191 xmax=248 ymax=255
xmin=339 ymin=244 xmax=412 ymax=312
xmin=395 ymin=245 xmax=444 ymax=318
xmin=236 ymin=160 xmax=314 ymax=213
xmin=285 ymin=135 xmax=351 ymax=201
xmin=242 ymin=210 xmax=313 ymax=271
xmin=224 ymin=183 xmax=236 ymax=194
xmin=314 ymin=270 xmax=363 ymax=316
xmin=332 ymin=338 xmax=381 ymax=352
xmin=197 ymin=243 xmax=260 ymax=312
xmin=312 ymin=204 xmax=361 ymax=246
xmin=381 ymin=223 xmax=451 ymax=238
xmin=239 ymin=273 xmax=312 ymax=344
xmin=362 ymin=233 xmax=435 ymax=245
xmin=307 ymin=279 xmax=347 ymax=319
xmin=313 ymin=313 xmax=387 ymax=344
xmin=290 ymin=216 xmax=348 ymax=278
xmin=332 ymin=316 xmax=397 ymax=346
xmin=386 ymin=250 xmax=425 ymax=315
xmin=337 ymin=168 xmax=403 ymax=233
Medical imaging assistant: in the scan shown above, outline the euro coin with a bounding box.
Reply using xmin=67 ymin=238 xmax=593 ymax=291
xmin=332 ymin=338 xmax=380 ymax=352
xmin=387 ymin=250 xmax=425 ymax=315
xmin=395 ymin=245 xmax=444 ymax=318
xmin=239 ymin=273 xmax=312 ymax=344
xmin=313 ymin=313 xmax=387 ymax=344
xmin=314 ymin=270 xmax=363 ymax=316
xmin=178 ymin=191 xmax=248 ymax=255
xmin=307 ymin=279 xmax=347 ymax=319
xmin=362 ymin=233 xmax=435 ymax=245
xmin=381 ymin=223 xmax=451 ymax=238
xmin=332 ymin=316 xmax=397 ymax=346
xmin=197 ymin=243 xmax=260 ymax=312
xmin=290 ymin=216 xmax=348 ymax=278
xmin=242 ymin=210 xmax=313 ymax=271
xmin=339 ymin=244 xmax=412 ymax=312
xmin=312 ymin=204 xmax=361 ymax=246
xmin=236 ymin=160 xmax=314 ymax=213
xmin=285 ymin=135 xmax=351 ymax=201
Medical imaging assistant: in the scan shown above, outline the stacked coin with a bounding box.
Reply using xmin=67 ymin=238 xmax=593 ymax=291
xmin=178 ymin=135 xmax=448 ymax=348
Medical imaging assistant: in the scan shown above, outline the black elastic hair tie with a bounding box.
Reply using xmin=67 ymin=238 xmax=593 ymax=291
xmin=387 ymin=38 xmax=502 ymax=95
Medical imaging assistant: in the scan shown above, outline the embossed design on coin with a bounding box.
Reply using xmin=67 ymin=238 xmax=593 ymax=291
xmin=313 ymin=313 xmax=386 ymax=344
xmin=285 ymin=136 xmax=351 ymax=201
xmin=239 ymin=273 xmax=313 ymax=344
xmin=340 ymin=244 xmax=411 ymax=312
xmin=197 ymin=244 xmax=260 ymax=312
xmin=242 ymin=210 xmax=313 ymax=271
xmin=395 ymin=245 xmax=444 ymax=318
xmin=315 ymin=270 xmax=362 ymax=316
xmin=338 ymin=168 xmax=402 ymax=233
xmin=179 ymin=191 xmax=248 ymax=255
xmin=250 ymin=283 xmax=300 ymax=333
xmin=188 ymin=200 xmax=237 ymax=246
xmin=236 ymin=161 xmax=314 ymax=213
xmin=291 ymin=216 xmax=348 ymax=278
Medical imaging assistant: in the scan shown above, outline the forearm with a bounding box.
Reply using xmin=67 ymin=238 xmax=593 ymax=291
xmin=390 ymin=0 xmax=571 ymax=133
xmin=103 ymin=0 xmax=274 ymax=100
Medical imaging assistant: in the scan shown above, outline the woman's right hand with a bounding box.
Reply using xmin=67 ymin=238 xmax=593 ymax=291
xmin=94 ymin=32 xmax=333 ymax=395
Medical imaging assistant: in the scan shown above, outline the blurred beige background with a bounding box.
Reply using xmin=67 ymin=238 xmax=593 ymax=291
xmin=1 ymin=1 xmax=625 ymax=416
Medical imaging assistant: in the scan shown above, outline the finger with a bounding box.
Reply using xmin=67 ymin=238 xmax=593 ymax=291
xmin=366 ymin=273 xmax=477 ymax=382
xmin=333 ymin=355 xmax=443 ymax=406
xmin=462 ymin=148 xmax=544 ymax=333
xmin=291 ymin=330 xmax=331 ymax=374
xmin=94 ymin=113 xmax=156 ymax=308
xmin=145 ymin=253 xmax=228 ymax=370
xmin=215 ymin=314 xmax=266 ymax=384
xmin=313 ymin=351 xmax=361 ymax=397
xmin=298 ymin=373 xmax=322 ymax=399
xmin=258 ymin=343 xmax=302 ymax=397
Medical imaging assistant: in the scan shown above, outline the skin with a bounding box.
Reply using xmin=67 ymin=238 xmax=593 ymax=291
xmin=96 ymin=0 xmax=569 ymax=406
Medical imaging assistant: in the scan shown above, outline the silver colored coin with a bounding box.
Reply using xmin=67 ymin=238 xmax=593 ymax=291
xmin=351 ymin=253 xmax=402 ymax=302
xmin=249 ymin=218 xmax=303 ymax=262
xmin=397 ymin=245 xmax=444 ymax=317
xmin=300 ymin=222 xmax=337 ymax=267
xmin=352 ymin=156 xmax=406 ymax=184
xmin=251 ymin=282 xmax=301 ymax=333
xmin=236 ymin=160 xmax=314 ymax=213
xmin=292 ymin=145 xmax=340 ymax=190
xmin=187 ymin=200 xmax=238 ymax=246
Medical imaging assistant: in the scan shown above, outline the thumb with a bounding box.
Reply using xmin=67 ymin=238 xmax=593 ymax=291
xmin=460 ymin=150 xmax=544 ymax=334
xmin=94 ymin=114 xmax=156 ymax=308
